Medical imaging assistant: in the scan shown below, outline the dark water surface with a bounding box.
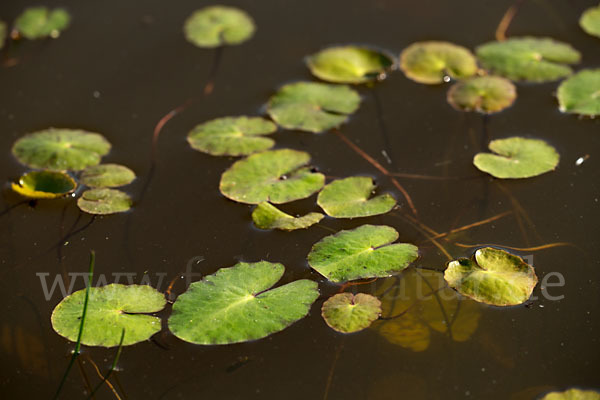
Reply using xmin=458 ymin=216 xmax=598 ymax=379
xmin=1 ymin=0 xmax=600 ymax=399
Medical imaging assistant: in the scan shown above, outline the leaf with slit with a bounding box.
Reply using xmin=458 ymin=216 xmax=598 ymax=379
xmin=476 ymin=37 xmax=580 ymax=82
xmin=266 ymin=82 xmax=361 ymax=133
xmin=322 ymin=293 xmax=381 ymax=333
xmin=12 ymin=128 xmax=111 ymax=171
xmin=14 ymin=7 xmax=71 ymax=40
xmin=0 ymin=21 xmax=7 ymax=49
xmin=306 ymin=45 xmax=395 ymax=84
xmin=557 ymin=69 xmax=600 ymax=117
xmin=473 ymin=137 xmax=559 ymax=179
xmin=219 ymin=149 xmax=325 ymax=204
xmin=168 ymin=261 xmax=319 ymax=345
xmin=11 ymin=170 xmax=76 ymax=199
xmin=77 ymin=188 xmax=132 ymax=215
xmin=541 ymin=389 xmax=600 ymax=400
xmin=252 ymin=202 xmax=323 ymax=231
xmin=444 ymin=247 xmax=538 ymax=306
xmin=371 ymin=269 xmax=481 ymax=351
xmin=317 ymin=176 xmax=396 ymax=218
xmin=307 ymin=224 xmax=418 ymax=283
xmin=187 ymin=116 xmax=276 ymax=156
xmin=80 ymin=164 xmax=136 ymax=188
xmin=399 ymin=41 xmax=478 ymax=84
xmin=51 ymin=284 xmax=166 ymax=347
xmin=183 ymin=6 xmax=255 ymax=48
xmin=580 ymin=5 xmax=600 ymax=39
xmin=447 ymin=76 xmax=516 ymax=114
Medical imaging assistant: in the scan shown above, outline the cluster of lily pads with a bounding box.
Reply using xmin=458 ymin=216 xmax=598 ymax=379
xmin=0 ymin=6 xmax=70 ymax=49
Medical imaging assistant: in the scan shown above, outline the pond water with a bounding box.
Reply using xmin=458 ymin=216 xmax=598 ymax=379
xmin=1 ymin=0 xmax=599 ymax=399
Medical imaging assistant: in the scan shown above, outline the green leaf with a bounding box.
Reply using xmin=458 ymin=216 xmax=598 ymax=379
xmin=0 ymin=20 xmax=7 ymax=50
xmin=14 ymin=7 xmax=71 ymax=40
xmin=168 ymin=261 xmax=319 ymax=345
xmin=307 ymin=225 xmax=419 ymax=283
xmin=183 ymin=6 xmax=255 ymax=48
xmin=399 ymin=41 xmax=478 ymax=84
xmin=187 ymin=116 xmax=276 ymax=156
xmin=557 ymin=69 xmax=600 ymax=117
xmin=12 ymin=128 xmax=111 ymax=171
xmin=580 ymin=5 xmax=600 ymax=39
xmin=252 ymin=202 xmax=324 ymax=231
xmin=306 ymin=45 xmax=395 ymax=84
xmin=444 ymin=247 xmax=538 ymax=306
xmin=475 ymin=37 xmax=580 ymax=82
xmin=447 ymin=75 xmax=517 ymax=114
xmin=11 ymin=170 xmax=76 ymax=199
xmin=219 ymin=149 xmax=325 ymax=204
xmin=321 ymin=293 xmax=381 ymax=333
xmin=51 ymin=284 xmax=166 ymax=347
xmin=541 ymin=389 xmax=600 ymax=400
xmin=473 ymin=137 xmax=559 ymax=179
xmin=266 ymin=82 xmax=361 ymax=133
xmin=317 ymin=176 xmax=396 ymax=218
xmin=77 ymin=188 xmax=132 ymax=215
xmin=80 ymin=164 xmax=136 ymax=188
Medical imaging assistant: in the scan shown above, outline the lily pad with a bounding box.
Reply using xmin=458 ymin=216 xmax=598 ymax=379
xmin=12 ymin=128 xmax=111 ymax=171
xmin=399 ymin=41 xmax=478 ymax=84
xmin=317 ymin=176 xmax=396 ymax=218
xmin=541 ymin=389 xmax=600 ymax=400
xmin=187 ymin=116 xmax=276 ymax=156
xmin=475 ymin=37 xmax=581 ymax=82
xmin=307 ymin=224 xmax=419 ymax=283
xmin=557 ymin=69 xmax=600 ymax=117
xmin=266 ymin=82 xmax=361 ymax=133
xmin=473 ymin=137 xmax=559 ymax=179
xmin=219 ymin=149 xmax=325 ymax=204
xmin=0 ymin=21 xmax=7 ymax=49
xmin=580 ymin=5 xmax=600 ymax=39
xmin=11 ymin=170 xmax=76 ymax=199
xmin=252 ymin=202 xmax=324 ymax=231
xmin=168 ymin=261 xmax=319 ymax=345
xmin=306 ymin=46 xmax=395 ymax=84
xmin=51 ymin=284 xmax=166 ymax=347
xmin=183 ymin=6 xmax=255 ymax=48
xmin=321 ymin=293 xmax=381 ymax=333
xmin=14 ymin=7 xmax=71 ymax=40
xmin=444 ymin=247 xmax=538 ymax=306
xmin=80 ymin=164 xmax=136 ymax=188
xmin=77 ymin=188 xmax=132 ymax=215
xmin=447 ymin=76 xmax=517 ymax=114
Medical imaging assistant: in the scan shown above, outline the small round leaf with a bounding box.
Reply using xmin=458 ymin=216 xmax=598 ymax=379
xmin=541 ymin=389 xmax=600 ymax=400
xmin=447 ymin=76 xmax=516 ymax=114
xmin=183 ymin=6 xmax=255 ymax=48
xmin=252 ymin=202 xmax=323 ymax=231
xmin=12 ymin=170 xmax=76 ymax=199
xmin=80 ymin=164 xmax=136 ymax=188
xmin=557 ymin=69 xmax=600 ymax=117
xmin=322 ymin=293 xmax=381 ymax=333
xmin=580 ymin=5 xmax=600 ymax=39
xmin=77 ymin=188 xmax=132 ymax=215
xmin=14 ymin=7 xmax=71 ymax=40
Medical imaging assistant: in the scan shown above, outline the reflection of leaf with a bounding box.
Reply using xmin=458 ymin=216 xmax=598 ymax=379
xmin=372 ymin=269 xmax=481 ymax=352
xmin=1 ymin=324 xmax=49 ymax=377
xmin=0 ymin=21 xmax=7 ymax=50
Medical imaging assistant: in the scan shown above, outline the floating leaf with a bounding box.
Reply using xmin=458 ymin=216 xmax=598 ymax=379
xmin=80 ymin=164 xmax=136 ymax=188
xmin=399 ymin=41 xmax=478 ymax=84
xmin=0 ymin=21 xmax=7 ymax=50
xmin=252 ymin=202 xmax=324 ymax=231
xmin=11 ymin=170 xmax=76 ymax=199
xmin=307 ymin=225 xmax=418 ymax=283
xmin=475 ymin=37 xmax=580 ymax=82
xmin=305 ymin=45 xmax=395 ymax=84
xmin=444 ymin=247 xmax=538 ymax=306
xmin=12 ymin=128 xmax=111 ymax=171
xmin=77 ymin=188 xmax=132 ymax=215
xmin=187 ymin=116 xmax=276 ymax=156
xmin=447 ymin=76 xmax=517 ymax=114
xmin=557 ymin=69 xmax=600 ymax=117
xmin=372 ymin=269 xmax=481 ymax=351
xmin=51 ymin=284 xmax=166 ymax=347
xmin=183 ymin=6 xmax=255 ymax=48
xmin=321 ymin=293 xmax=381 ymax=333
xmin=14 ymin=7 xmax=71 ymax=40
xmin=168 ymin=261 xmax=319 ymax=345
xmin=219 ymin=149 xmax=325 ymax=204
xmin=317 ymin=176 xmax=396 ymax=218
xmin=473 ymin=137 xmax=559 ymax=179
xmin=541 ymin=389 xmax=600 ymax=400
xmin=580 ymin=5 xmax=600 ymax=39
xmin=266 ymin=82 xmax=361 ymax=133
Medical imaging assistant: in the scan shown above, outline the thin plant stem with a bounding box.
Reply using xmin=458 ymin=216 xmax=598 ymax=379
xmin=322 ymin=341 xmax=343 ymax=400
xmin=86 ymin=329 xmax=125 ymax=400
xmin=429 ymin=210 xmax=512 ymax=240
xmin=371 ymin=87 xmax=394 ymax=165
xmin=453 ymin=242 xmax=575 ymax=252
xmin=85 ymin=355 xmax=122 ymax=400
xmin=495 ymin=0 xmax=526 ymax=41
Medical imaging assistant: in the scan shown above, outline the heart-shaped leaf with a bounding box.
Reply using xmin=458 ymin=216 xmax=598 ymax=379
xmin=557 ymin=69 xmax=600 ymax=117
xmin=183 ymin=6 xmax=255 ymax=48
xmin=252 ymin=202 xmax=324 ymax=231
xmin=447 ymin=75 xmax=517 ymax=114
xmin=14 ymin=7 xmax=71 ymax=40
xmin=12 ymin=170 xmax=76 ymax=199
xmin=77 ymin=188 xmax=132 ymax=215
xmin=80 ymin=164 xmax=136 ymax=188
xmin=321 ymin=293 xmax=381 ymax=333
